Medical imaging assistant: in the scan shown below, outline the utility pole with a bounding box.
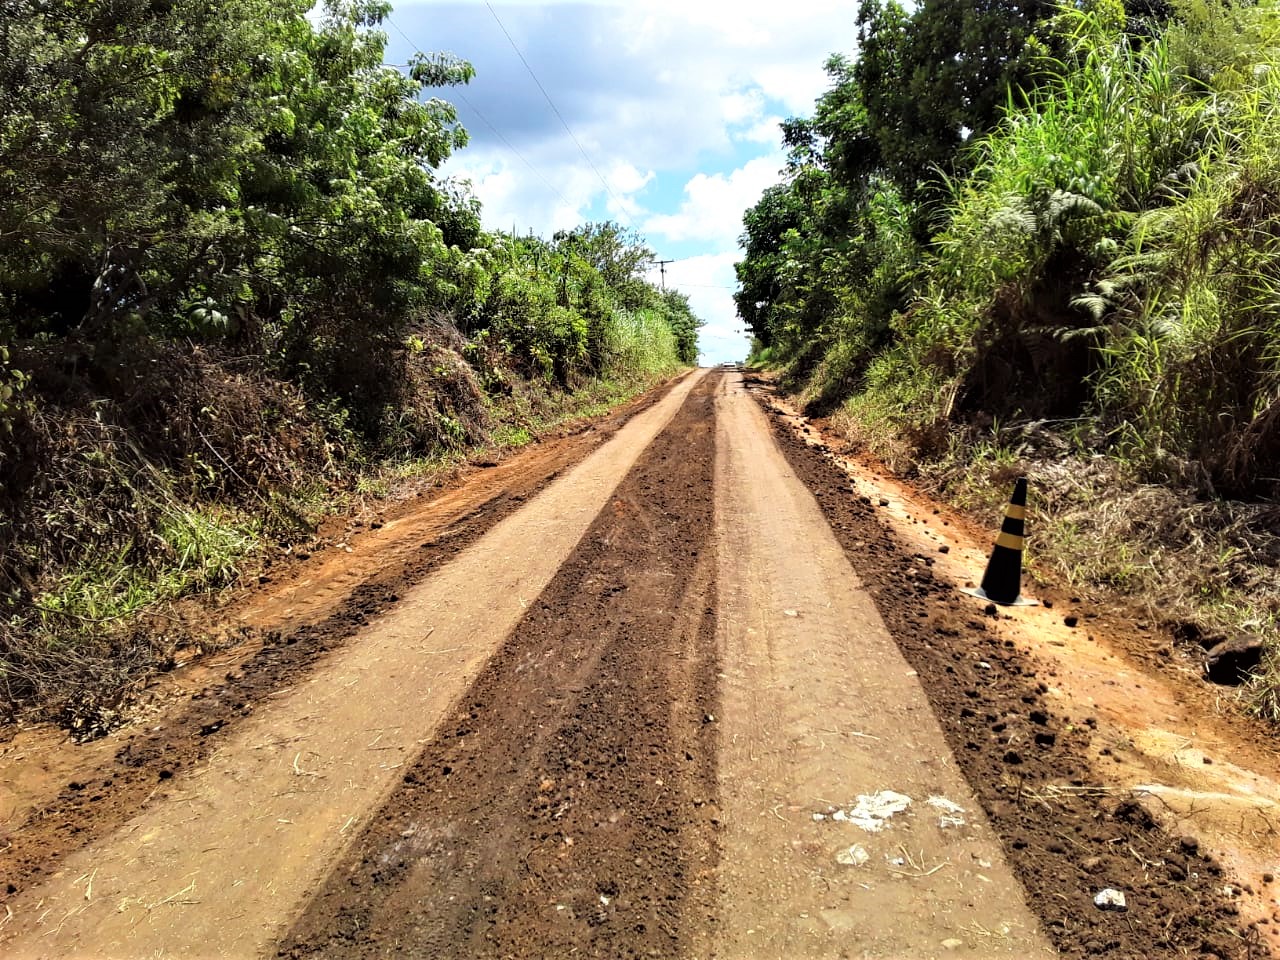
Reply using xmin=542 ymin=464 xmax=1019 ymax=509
xmin=656 ymin=258 xmax=675 ymax=291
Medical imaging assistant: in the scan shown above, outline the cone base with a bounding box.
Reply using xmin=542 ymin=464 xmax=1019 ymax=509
xmin=962 ymin=586 xmax=1038 ymax=607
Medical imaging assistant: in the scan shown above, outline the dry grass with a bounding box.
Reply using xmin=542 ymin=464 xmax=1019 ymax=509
xmin=923 ymin=442 xmax=1280 ymax=719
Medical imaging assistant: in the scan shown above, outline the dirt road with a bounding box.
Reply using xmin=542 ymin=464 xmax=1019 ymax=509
xmin=0 ymin=370 xmax=1263 ymax=958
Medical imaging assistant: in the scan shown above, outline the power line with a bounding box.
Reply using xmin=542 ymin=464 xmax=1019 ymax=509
xmin=384 ymin=15 xmax=576 ymax=216
xmin=456 ymin=91 xmax=577 ymax=212
xmin=482 ymin=1 xmax=634 ymax=226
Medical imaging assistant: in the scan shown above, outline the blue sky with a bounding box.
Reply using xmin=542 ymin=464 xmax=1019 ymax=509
xmin=383 ymin=1 xmax=857 ymax=364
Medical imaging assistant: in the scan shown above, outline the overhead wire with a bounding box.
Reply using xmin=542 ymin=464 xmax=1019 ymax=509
xmin=384 ymin=15 xmax=577 ymax=215
xmin=482 ymin=1 xmax=634 ymax=226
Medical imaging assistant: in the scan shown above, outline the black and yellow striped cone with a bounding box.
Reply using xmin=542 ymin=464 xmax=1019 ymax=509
xmin=963 ymin=477 xmax=1037 ymax=607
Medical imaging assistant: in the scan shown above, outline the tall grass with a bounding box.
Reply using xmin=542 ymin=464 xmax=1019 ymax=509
xmin=848 ymin=0 xmax=1280 ymax=492
xmin=1089 ymin=54 xmax=1280 ymax=489
xmin=600 ymin=307 xmax=683 ymax=378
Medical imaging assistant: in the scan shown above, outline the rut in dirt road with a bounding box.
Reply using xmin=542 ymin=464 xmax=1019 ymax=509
xmin=751 ymin=377 xmax=1251 ymax=960
xmin=283 ymin=375 xmax=721 ymax=959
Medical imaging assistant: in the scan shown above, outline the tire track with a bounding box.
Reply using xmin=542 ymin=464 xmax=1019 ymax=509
xmin=0 ymin=379 xmax=684 ymax=907
xmin=281 ymin=375 xmax=721 ymax=959
xmin=0 ymin=374 xmax=705 ymax=960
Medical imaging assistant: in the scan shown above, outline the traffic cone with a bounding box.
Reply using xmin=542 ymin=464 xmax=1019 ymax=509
xmin=963 ymin=477 xmax=1037 ymax=606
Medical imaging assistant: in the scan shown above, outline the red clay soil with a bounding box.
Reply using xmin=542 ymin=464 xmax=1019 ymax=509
xmin=0 ymin=379 xmax=680 ymax=910
xmin=756 ymin=393 xmax=1254 ymax=960
xmin=280 ymin=375 xmax=721 ymax=959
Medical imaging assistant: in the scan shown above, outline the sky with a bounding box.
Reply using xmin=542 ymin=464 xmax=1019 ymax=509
xmin=383 ymin=0 xmax=857 ymax=365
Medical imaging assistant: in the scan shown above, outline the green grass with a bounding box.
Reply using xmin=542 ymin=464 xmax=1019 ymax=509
xmin=36 ymin=505 xmax=259 ymax=626
xmin=491 ymin=425 xmax=532 ymax=448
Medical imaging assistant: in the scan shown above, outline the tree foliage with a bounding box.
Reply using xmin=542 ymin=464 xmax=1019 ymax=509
xmin=0 ymin=0 xmax=700 ymax=441
xmin=736 ymin=0 xmax=1280 ymax=494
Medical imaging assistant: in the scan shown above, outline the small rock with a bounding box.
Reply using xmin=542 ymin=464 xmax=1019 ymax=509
xmin=1263 ymin=872 xmax=1275 ymax=884
xmin=1082 ymin=856 xmax=1104 ymax=874
xmin=1035 ymin=731 xmax=1057 ymax=747
xmin=1064 ymin=615 xmax=1079 ymax=628
xmin=938 ymin=545 xmax=950 ymax=554
xmin=1094 ymin=888 xmax=1127 ymax=912
xmin=1180 ymin=835 xmax=1200 ymax=854
xmin=835 ymin=844 xmax=870 ymax=867
xmin=1002 ymin=750 xmax=1022 ymax=765
xmin=941 ymin=939 xmax=964 ymax=950
xmin=879 ymin=498 xmax=890 ymax=507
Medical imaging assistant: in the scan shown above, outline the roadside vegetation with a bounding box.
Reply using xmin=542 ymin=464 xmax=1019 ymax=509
xmin=0 ymin=0 xmax=700 ymax=729
xmin=737 ymin=0 xmax=1280 ymax=716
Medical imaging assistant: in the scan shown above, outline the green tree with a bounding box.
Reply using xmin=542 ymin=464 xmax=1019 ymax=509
xmin=658 ymin=289 xmax=701 ymax=365
xmin=854 ymin=0 xmax=1053 ymax=202
xmin=553 ymin=221 xmax=655 ymax=312
xmin=735 ymin=183 xmax=805 ymax=347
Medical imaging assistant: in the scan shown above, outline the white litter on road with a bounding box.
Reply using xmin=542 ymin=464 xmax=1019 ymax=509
xmin=1094 ymin=888 xmax=1128 ymax=911
xmin=824 ymin=791 xmax=913 ymax=832
xmin=926 ymin=795 xmax=967 ymax=828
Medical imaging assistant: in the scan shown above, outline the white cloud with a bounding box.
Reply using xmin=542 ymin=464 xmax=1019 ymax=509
xmin=422 ymin=1 xmax=848 ymax=177
xmin=644 ymin=155 xmax=784 ymax=247
xmin=392 ymin=0 xmax=852 ymax=358
xmin=736 ymin=117 xmax=785 ymax=146
xmin=720 ymin=89 xmax=767 ymax=127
